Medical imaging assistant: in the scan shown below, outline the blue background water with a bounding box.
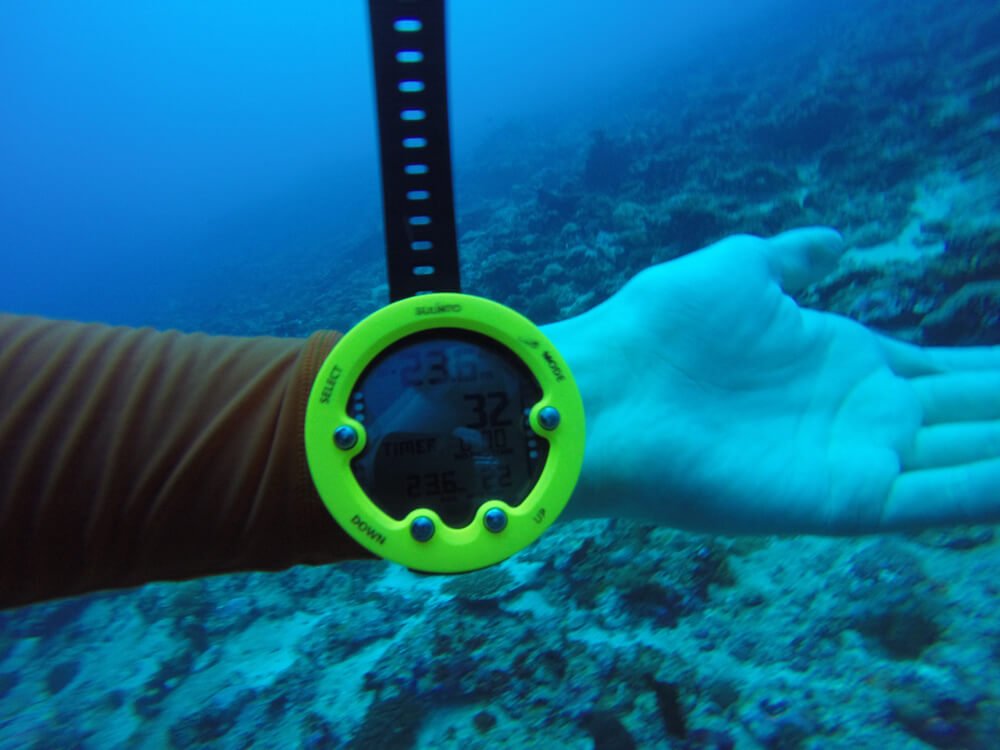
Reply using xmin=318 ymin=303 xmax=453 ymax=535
xmin=2 ymin=0 xmax=1000 ymax=748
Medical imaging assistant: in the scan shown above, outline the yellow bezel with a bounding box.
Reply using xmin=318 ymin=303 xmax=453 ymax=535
xmin=304 ymin=292 xmax=585 ymax=573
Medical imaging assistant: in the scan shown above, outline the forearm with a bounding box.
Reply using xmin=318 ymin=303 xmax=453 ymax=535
xmin=0 ymin=314 xmax=370 ymax=609
xmin=541 ymin=316 xmax=618 ymax=523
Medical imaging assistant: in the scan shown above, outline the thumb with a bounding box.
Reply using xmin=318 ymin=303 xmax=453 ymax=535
xmin=763 ymin=227 xmax=844 ymax=292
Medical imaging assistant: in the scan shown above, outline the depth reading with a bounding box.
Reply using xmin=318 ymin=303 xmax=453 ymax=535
xmin=398 ymin=346 xmax=491 ymax=387
xmin=463 ymin=392 xmax=511 ymax=429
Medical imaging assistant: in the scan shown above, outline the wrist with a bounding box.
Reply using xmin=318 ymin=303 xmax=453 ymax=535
xmin=541 ymin=316 xmax=613 ymax=521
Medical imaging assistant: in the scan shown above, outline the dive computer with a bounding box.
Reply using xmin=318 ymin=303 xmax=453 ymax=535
xmin=305 ymin=0 xmax=584 ymax=573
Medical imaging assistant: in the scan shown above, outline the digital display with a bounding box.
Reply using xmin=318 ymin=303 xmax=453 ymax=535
xmin=348 ymin=329 xmax=547 ymax=528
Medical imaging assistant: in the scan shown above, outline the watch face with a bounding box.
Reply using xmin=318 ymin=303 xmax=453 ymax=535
xmin=348 ymin=328 xmax=548 ymax=528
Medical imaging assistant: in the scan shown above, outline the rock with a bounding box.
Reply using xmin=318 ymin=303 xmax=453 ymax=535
xmin=0 ymin=671 xmax=18 ymax=700
xmin=915 ymin=526 xmax=996 ymax=551
xmin=168 ymin=690 xmax=253 ymax=749
xmin=580 ymin=710 xmax=637 ymax=750
xmin=889 ymin=671 xmax=987 ymax=749
xmin=45 ymin=661 xmax=80 ymax=695
xmin=744 ymin=697 xmax=819 ymax=749
xmin=922 ymin=280 xmax=1000 ymax=345
xmin=845 ymin=541 xmax=947 ymax=659
xmin=472 ymin=710 xmax=497 ymax=733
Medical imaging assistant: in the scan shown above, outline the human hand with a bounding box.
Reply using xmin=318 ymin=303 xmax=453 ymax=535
xmin=545 ymin=228 xmax=1000 ymax=535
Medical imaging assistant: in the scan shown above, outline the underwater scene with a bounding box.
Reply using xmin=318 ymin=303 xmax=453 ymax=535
xmin=2 ymin=0 xmax=1000 ymax=747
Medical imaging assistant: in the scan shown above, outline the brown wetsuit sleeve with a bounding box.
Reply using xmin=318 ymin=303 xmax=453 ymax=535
xmin=0 ymin=314 xmax=373 ymax=609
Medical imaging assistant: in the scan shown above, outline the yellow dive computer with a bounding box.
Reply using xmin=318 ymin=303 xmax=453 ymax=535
xmin=305 ymin=0 xmax=584 ymax=573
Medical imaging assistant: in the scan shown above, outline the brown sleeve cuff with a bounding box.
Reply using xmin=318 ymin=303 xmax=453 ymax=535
xmin=0 ymin=314 xmax=373 ymax=609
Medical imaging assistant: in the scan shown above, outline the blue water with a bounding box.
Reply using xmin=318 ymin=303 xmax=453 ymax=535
xmin=2 ymin=0 xmax=999 ymax=747
xmin=1 ymin=0 xmax=795 ymax=329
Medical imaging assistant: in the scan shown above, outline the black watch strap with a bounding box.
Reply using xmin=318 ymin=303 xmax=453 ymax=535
xmin=368 ymin=0 xmax=460 ymax=301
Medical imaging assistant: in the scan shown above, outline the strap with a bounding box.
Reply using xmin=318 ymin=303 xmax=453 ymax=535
xmin=368 ymin=0 xmax=461 ymax=301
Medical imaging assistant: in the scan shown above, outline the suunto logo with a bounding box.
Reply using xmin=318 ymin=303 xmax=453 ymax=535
xmin=542 ymin=351 xmax=566 ymax=382
xmin=415 ymin=303 xmax=462 ymax=316
xmin=351 ymin=514 xmax=386 ymax=545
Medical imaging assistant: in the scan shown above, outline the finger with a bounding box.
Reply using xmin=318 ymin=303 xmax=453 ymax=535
xmin=901 ymin=421 xmax=1000 ymax=470
xmin=878 ymin=335 xmax=1000 ymax=376
xmin=762 ymin=227 xmax=844 ymax=292
xmin=883 ymin=457 xmax=1000 ymax=530
xmin=911 ymin=372 xmax=1000 ymax=423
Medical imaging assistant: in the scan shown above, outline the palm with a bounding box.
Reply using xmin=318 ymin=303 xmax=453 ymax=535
xmin=549 ymin=228 xmax=1000 ymax=534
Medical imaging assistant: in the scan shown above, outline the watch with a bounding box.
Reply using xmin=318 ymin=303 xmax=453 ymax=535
xmin=304 ymin=0 xmax=584 ymax=573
